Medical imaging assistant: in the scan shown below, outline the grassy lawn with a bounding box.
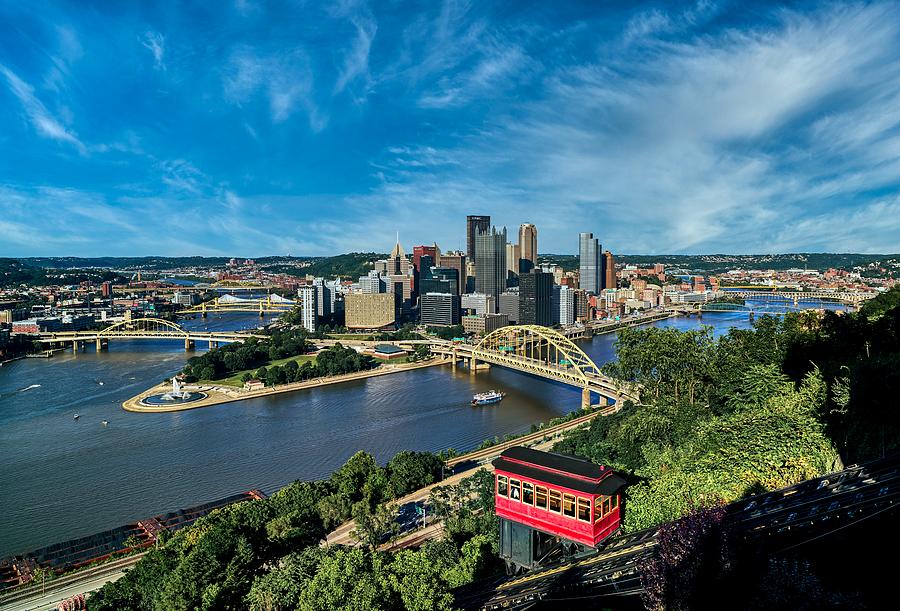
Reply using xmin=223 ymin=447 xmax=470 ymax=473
xmin=205 ymin=354 xmax=318 ymax=387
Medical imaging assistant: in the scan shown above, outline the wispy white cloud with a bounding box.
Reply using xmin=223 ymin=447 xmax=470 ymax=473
xmin=331 ymin=0 xmax=377 ymax=96
xmin=141 ymin=31 xmax=166 ymax=70
xmin=0 ymin=63 xmax=85 ymax=153
xmin=223 ymin=46 xmax=326 ymax=129
xmin=360 ymin=2 xmax=900 ymax=254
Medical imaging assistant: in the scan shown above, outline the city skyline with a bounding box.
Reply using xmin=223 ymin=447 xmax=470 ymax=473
xmin=3 ymin=1 xmax=900 ymax=257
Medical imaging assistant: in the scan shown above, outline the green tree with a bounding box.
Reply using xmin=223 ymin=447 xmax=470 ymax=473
xmin=386 ymin=451 xmax=444 ymax=498
xmin=350 ymin=502 xmax=399 ymax=549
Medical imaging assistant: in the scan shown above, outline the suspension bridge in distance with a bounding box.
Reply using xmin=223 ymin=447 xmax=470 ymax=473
xmin=37 ymin=318 xmax=266 ymax=352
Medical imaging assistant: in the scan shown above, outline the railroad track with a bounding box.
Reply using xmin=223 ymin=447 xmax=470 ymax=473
xmin=0 ymin=552 xmax=146 ymax=609
xmin=458 ymin=453 xmax=900 ymax=610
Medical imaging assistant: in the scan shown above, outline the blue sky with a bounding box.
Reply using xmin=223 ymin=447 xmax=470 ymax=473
xmin=2 ymin=1 xmax=900 ymax=257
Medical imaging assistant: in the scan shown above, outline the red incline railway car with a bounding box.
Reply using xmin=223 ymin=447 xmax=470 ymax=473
xmin=493 ymin=446 xmax=626 ymax=570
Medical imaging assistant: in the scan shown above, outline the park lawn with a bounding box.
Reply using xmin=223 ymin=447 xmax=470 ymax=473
xmin=206 ymin=353 xmax=319 ymax=387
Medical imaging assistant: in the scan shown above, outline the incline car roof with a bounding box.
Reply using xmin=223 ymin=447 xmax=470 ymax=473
xmin=492 ymin=446 xmax=626 ymax=496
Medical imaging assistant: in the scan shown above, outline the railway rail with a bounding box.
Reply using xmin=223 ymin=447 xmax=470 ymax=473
xmin=457 ymin=453 xmax=900 ymax=610
xmin=0 ymin=553 xmax=146 ymax=609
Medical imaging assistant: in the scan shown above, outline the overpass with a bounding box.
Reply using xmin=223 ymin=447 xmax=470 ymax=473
xmin=418 ymin=325 xmax=639 ymax=408
xmin=37 ymin=318 xmax=266 ymax=352
xmin=178 ymin=294 xmax=297 ymax=317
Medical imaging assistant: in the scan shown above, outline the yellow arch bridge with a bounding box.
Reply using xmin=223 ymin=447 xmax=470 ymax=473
xmin=421 ymin=325 xmax=638 ymax=408
xmin=179 ymin=296 xmax=298 ymax=317
xmin=37 ymin=318 xmax=266 ymax=352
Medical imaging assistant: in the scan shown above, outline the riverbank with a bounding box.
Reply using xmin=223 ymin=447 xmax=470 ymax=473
xmin=122 ymin=357 xmax=450 ymax=413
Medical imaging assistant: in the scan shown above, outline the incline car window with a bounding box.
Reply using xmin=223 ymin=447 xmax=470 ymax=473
xmin=549 ymin=490 xmax=561 ymax=513
xmin=509 ymin=479 xmax=521 ymax=502
xmin=522 ymin=482 xmax=534 ymax=505
xmin=577 ymin=497 xmax=591 ymax=522
xmin=563 ymin=494 xmax=576 ymax=518
xmin=535 ymin=486 xmax=548 ymax=510
xmin=497 ymin=475 xmax=508 ymax=497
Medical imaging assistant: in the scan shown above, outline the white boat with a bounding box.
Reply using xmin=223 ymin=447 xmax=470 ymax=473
xmin=472 ymin=390 xmax=505 ymax=406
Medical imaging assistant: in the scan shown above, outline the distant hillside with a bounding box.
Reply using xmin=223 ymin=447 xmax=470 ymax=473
xmin=19 ymin=256 xmax=318 ymax=270
xmin=538 ymin=253 xmax=900 ymax=274
xmin=267 ymin=252 xmax=387 ymax=280
xmin=0 ymin=258 xmax=125 ymax=287
xmin=0 ymin=258 xmax=47 ymax=286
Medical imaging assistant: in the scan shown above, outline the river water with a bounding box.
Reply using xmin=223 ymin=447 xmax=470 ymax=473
xmin=0 ymin=305 xmax=826 ymax=557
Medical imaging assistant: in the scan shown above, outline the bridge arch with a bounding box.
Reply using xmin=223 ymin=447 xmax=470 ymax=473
xmin=97 ymin=317 xmax=188 ymax=337
xmin=474 ymin=325 xmax=602 ymax=386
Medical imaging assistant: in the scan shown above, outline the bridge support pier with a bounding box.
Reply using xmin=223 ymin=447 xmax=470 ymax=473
xmin=581 ymin=388 xmax=591 ymax=409
xmin=95 ymin=338 xmax=108 ymax=352
xmin=209 ymin=340 xmax=218 ymax=350
xmin=470 ymin=357 xmax=477 ymax=375
xmin=185 ymin=339 xmax=195 ymax=351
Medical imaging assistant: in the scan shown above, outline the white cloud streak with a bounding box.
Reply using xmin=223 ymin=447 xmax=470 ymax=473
xmin=141 ymin=31 xmax=166 ymax=70
xmin=0 ymin=63 xmax=85 ymax=153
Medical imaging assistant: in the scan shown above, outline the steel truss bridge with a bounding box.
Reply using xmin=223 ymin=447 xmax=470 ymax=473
xmin=37 ymin=317 xmax=266 ymax=352
xmin=179 ymin=295 xmax=298 ymax=316
xmin=424 ymin=325 xmax=638 ymax=407
xmin=457 ymin=452 xmax=900 ymax=610
xmin=727 ymin=290 xmax=874 ymax=306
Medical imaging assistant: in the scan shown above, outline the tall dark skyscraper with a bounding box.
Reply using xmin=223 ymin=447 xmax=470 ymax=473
xmin=466 ymin=215 xmax=491 ymax=263
xmin=474 ymin=225 xmax=506 ymax=311
xmin=579 ymin=232 xmax=601 ymax=294
xmin=519 ymin=270 xmax=552 ymax=326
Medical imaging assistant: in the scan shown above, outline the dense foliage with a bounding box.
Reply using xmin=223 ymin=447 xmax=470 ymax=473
xmin=90 ymin=450 xmax=448 ymax=610
xmin=426 ymin=325 xmax=466 ymax=340
xmin=181 ymin=329 xmax=309 ymax=381
xmin=250 ymin=344 xmax=378 ymax=387
xmin=639 ymin=505 xmax=733 ymax=611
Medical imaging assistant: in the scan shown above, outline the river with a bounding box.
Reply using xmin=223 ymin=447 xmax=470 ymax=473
xmin=0 ymin=305 xmax=827 ymax=557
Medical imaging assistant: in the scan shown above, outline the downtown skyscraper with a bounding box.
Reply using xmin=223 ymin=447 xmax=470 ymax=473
xmin=466 ymin=215 xmax=491 ymax=264
xmin=579 ymin=232 xmax=601 ymax=294
xmin=519 ymin=223 xmax=538 ymax=268
xmin=474 ymin=225 xmax=507 ymax=311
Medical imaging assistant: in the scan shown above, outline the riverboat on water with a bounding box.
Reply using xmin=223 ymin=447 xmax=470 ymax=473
xmin=472 ymin=390 xmax=505 ymax=406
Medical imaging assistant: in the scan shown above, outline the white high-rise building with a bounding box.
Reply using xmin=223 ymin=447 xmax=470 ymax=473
xmin=297 ymin=285 xmax=318 ymax=333
xmin=360 ymin=270 xmax=386 ymax=293
xmin=558 ymin=285 xmax=575 ymax=326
